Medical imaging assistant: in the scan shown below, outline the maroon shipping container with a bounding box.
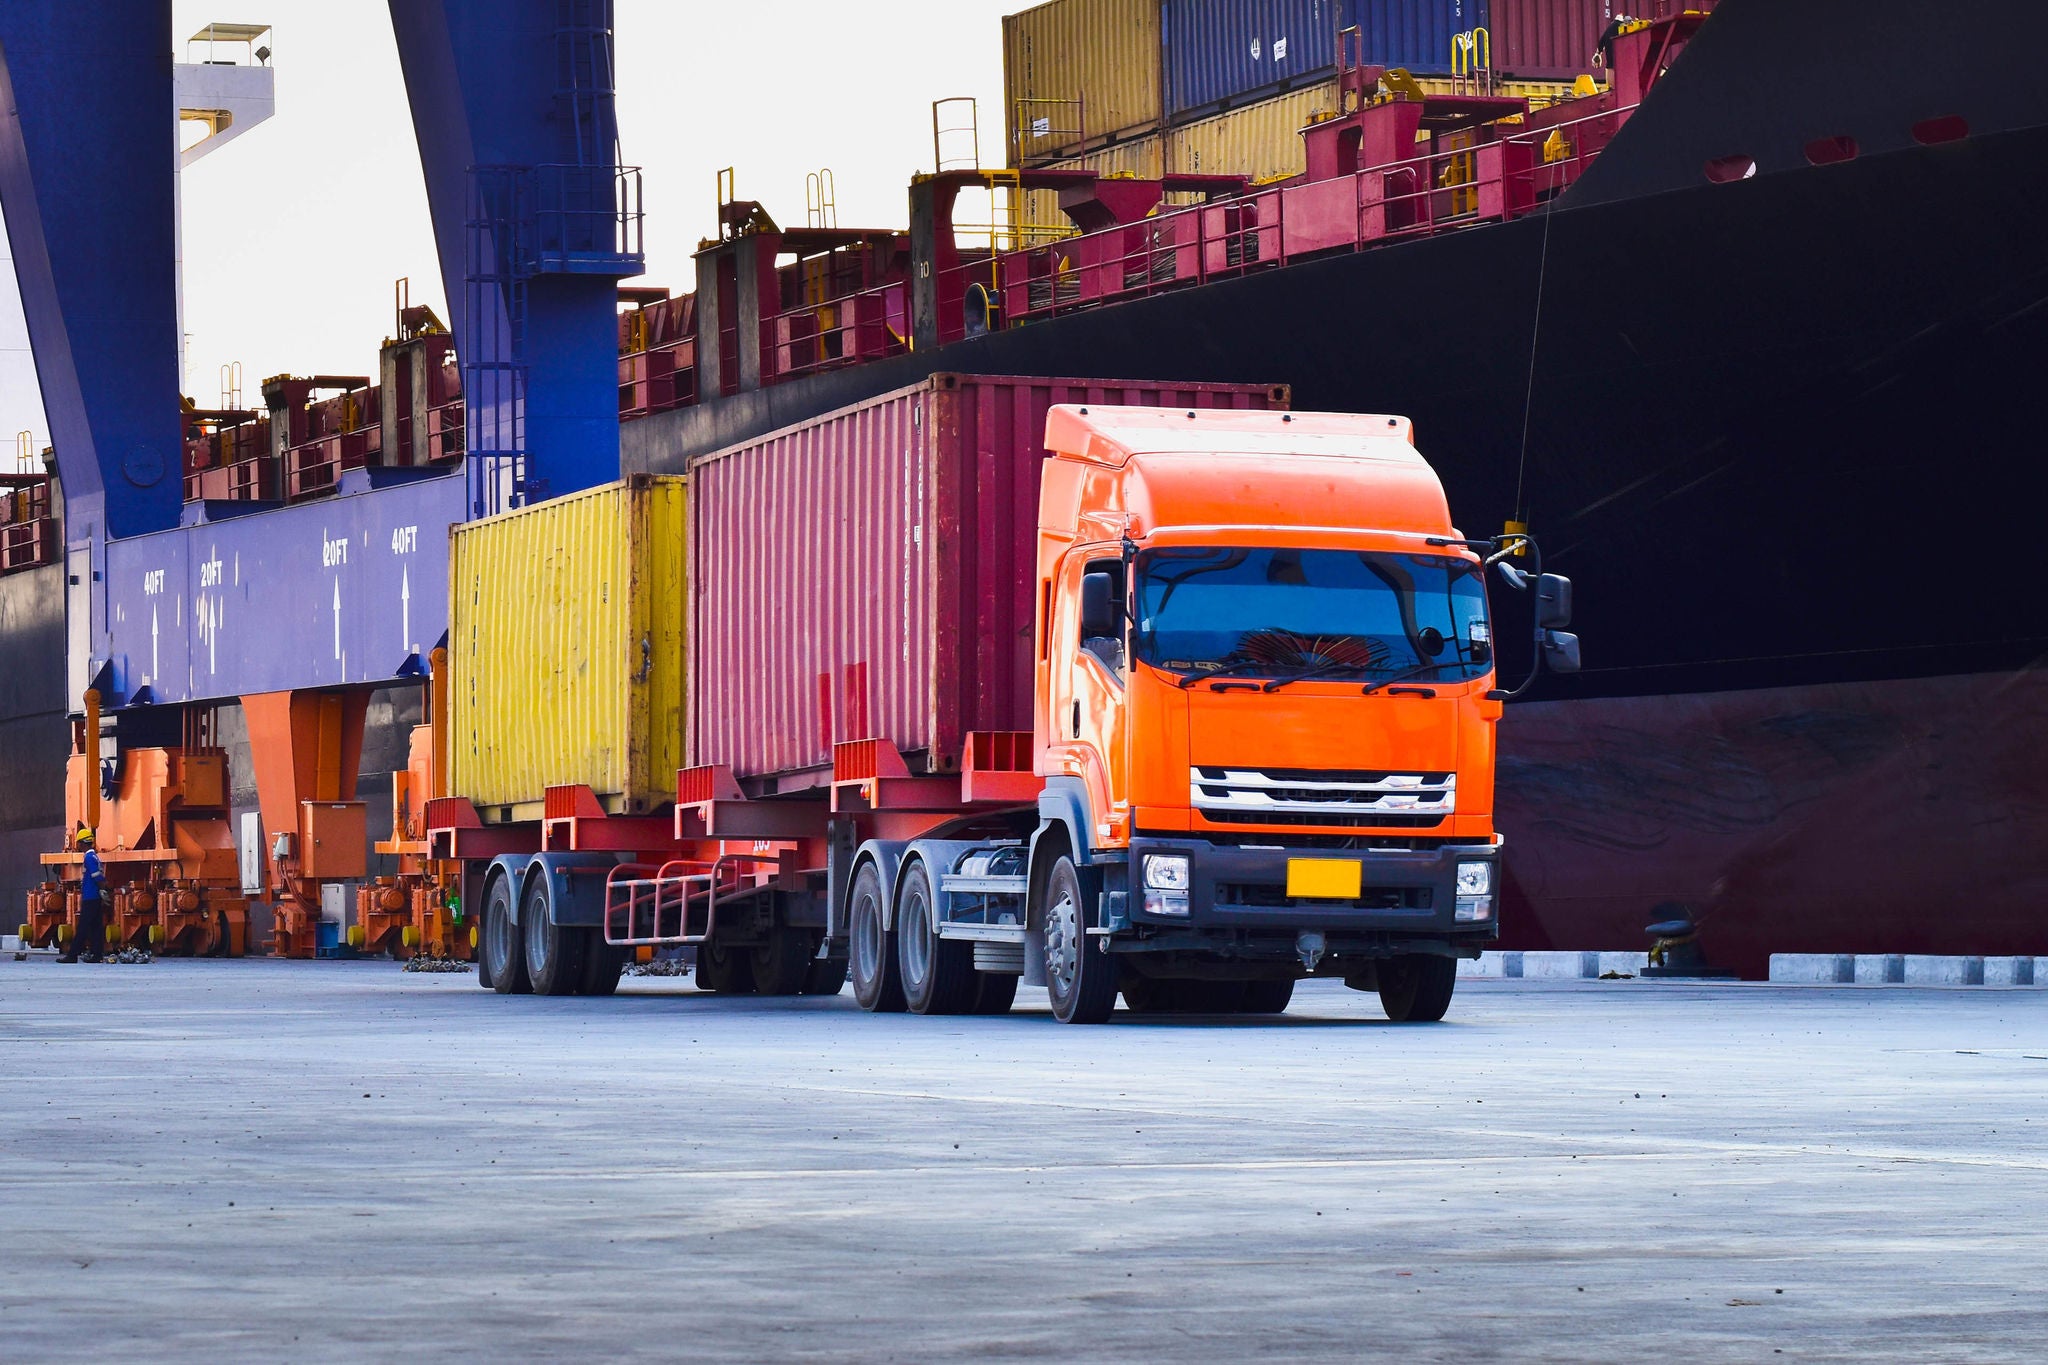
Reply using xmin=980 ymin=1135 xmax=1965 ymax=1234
xmin=689 ymin=372 xmax=1291 ymax=788
xmin=1491 ymin=0 xmax=1614 ymax=81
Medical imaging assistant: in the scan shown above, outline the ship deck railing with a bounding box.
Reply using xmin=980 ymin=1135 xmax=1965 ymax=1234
xmin=973 ymin=104 xmax=1637 ymax=333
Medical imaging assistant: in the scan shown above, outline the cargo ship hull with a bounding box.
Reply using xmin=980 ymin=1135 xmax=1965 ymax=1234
xmin=629 ymin=120 xmax=2048 ymax=974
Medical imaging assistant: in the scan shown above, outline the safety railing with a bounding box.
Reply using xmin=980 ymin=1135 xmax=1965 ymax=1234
xmin=601 ymin=852 xmax=781 ymax=948
xmin=767 ymin=278 xmax=912 ymax=383
xmin=0 ymin=476 xmax=57 ymax=574
xmin=988 ymin=105 xmax=1636 ymax=331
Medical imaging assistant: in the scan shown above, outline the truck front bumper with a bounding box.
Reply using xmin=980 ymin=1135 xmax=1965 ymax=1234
xmin=1123 ymin=836 xmax=1500 ymax=947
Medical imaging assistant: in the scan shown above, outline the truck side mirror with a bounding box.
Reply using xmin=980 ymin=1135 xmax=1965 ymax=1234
xmin=1542 ymin=629 xmax=1581 ymax=675
xmin=1080 ymin=570 xmax=1118 ymax=640
xmin=1536 ymin=573 xmax=1572 ymax=630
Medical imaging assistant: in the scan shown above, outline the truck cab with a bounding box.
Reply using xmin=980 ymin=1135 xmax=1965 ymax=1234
xmin=1025 ymin=405 xmax=1522 ymax=1021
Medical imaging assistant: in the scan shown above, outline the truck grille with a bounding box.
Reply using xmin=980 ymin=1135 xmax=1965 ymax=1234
xmin=1191 ymin=767 xmax=1455 ymax=821
xmin=1218 ymin=883 xmax=1434 ymax=912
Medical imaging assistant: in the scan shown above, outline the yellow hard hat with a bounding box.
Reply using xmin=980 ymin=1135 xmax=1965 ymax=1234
xmin=74 ymin=826 xmax=94 ymax=848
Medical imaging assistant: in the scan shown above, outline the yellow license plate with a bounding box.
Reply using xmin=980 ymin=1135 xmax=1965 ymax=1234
xmin=1286 ymin=858 xmax=1362 ymax=900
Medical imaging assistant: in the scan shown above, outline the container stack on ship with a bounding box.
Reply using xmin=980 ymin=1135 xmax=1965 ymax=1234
xmin=11 ymin=0 xmax=2046 ymax=979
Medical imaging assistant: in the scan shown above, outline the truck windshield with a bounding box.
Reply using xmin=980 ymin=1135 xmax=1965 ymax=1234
xmin=1135 ymin=547 xmax=1491 ymax=684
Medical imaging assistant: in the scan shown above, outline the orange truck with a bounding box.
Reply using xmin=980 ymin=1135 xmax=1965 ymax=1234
xmin=841 ymin=404 xmax=1576 ymax=1022
xmin=432 ymin=378 xmax=1575 ymax=1023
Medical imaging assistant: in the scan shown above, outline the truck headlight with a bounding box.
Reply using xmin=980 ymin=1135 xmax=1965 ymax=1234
xmin=1143 ymin=854 xmax=1190 ymax=890
xmin=1454 ymin=860 xmax=1494 ymax=922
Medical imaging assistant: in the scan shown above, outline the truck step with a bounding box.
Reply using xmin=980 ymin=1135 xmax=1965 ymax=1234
xmin=935 ymin=922 xmax=1027 ymax=944
xmin=973 ymin=941 xmax=1027 ymax=974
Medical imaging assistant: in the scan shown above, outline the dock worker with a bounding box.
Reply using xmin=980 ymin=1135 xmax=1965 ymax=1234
xmin=56 ymin=826 xmax=106 ymax=963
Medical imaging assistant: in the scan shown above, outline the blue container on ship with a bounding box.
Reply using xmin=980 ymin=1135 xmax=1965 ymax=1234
xmin=1163 ymin=0 xmax=1490 ymax=120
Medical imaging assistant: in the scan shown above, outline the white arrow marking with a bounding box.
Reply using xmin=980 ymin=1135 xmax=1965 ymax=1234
xmin=402 ymin=564 xmax=411 ymax=654
xmin=333 ymin=577 xmax=342 ymax=661
xmin=151 ymin=605 xmax=159 ymax=681
xmin=208 ymin=596 xmax=218 ymax=674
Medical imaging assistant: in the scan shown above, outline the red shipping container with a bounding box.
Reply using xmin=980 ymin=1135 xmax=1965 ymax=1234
xmin=689 ymin=372 xmax=1290 ymax=788
xmin=1490 ymin=0 xmax=1616 ymax=81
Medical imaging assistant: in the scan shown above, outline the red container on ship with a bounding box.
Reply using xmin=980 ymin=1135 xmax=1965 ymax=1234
xmin=688 ymin=372 xmax=1289 ymax=790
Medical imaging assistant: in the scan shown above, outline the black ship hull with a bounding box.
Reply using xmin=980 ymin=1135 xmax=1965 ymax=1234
xmin=629 ymin=117 xmax=2048 ymax=974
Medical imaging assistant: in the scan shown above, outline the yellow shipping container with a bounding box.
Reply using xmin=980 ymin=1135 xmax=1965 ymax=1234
xmin=1166 ymin=80 xmax=1341 ymax=184
xmin=448 ymin=475 xmax=688 ymax=820
xmin=1167 ymin=76 xmax=1589 ymax=185
xmin=1018 ymin=135 xmax=1165 ymax=239
xmin=1003 ymin=0 xmax=1161 ymax=165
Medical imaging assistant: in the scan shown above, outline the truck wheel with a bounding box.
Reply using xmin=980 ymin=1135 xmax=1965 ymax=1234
xmin=1042 ymin=856 xmax=1117 ymax=1025
xmin=895 ymin=862 xmax=976 ymax=1015
xmin=969 ymin=970 xmax=1018 ymax=1014
xmin=484 ymin=874 xmax=528 ymax=994
xmin=1378 ymin=954 xmax=1457 ymax=1023
xmin=1240 ymin=978 xmax=1296 ymax=1014
xmin=751 ymin=929 xmax=813 ymax=996
xmin=580 ymin=938 xmax=626 ymax=996
xmin=802 ymin=954 xmax=849 ymax=996
xmin=848 ymin=863 xmax=905 ymax=1013
xmin=522 ymin=878 xmax=587 ymax=996
xmin=695 ymin=940 xmax=756 ymax=994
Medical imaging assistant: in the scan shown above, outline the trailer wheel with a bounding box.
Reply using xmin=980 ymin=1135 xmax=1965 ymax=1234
xmin=751 ymin=929 xmax=813 ymax=996
xmin=1239 ymin=978 xmax=1295 ymax=1014
xmin=801 ymin=954 xmax=849 ymax=996
xmin=895 ymin=862 xmax=976 ymax=1015
xmin=847 ymin=863 xmax=904 ymax=1013
xmin=968 ymin=970 xmax=1018 ymax=1015
xmin=1042 ymin=856 xmax=1117 ymax=1025
xmin=1378 ymin=954 xmax=1457 ymax=1023
xmin=580 ymin=938 xmax=626 ymax=997
xmin=523 ymin=877 xmax=587 ymax=996
xmin=484 ymin=873 xmax=528 ymax=994
xmin=695 ymin=940 xmax=756 ymax=994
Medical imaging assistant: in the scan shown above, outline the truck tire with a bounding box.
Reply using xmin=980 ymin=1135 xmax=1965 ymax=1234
xmin=1378 ymin=954 xmax=1457 ymax=1022
xmin=695 ymin=940 xmax=755 ymax=994
xmin=751 ymin=929 xmax=813 ymax=996
xmin=895 ymin=862 xmax=976 ymax=1015
xmin=523 ymin=877 xmax=587 ymax=996
xmin=1240 ymin=978 xmax=1296 ymax=1014
xmin=848 ymin=863 xmax=905 ymax=1013
xmin=1041 ymin=856 xmax=1117 ymax=1025
xmin=802 ymin=954 xmax=849 ymax=996
xmin=969 ymin=970 xmax=1018 ymax=1015
xmin=580 ymin=938 xmax=626 ymax=996
xmin=484 ymin=873 xmax=528 ymax=994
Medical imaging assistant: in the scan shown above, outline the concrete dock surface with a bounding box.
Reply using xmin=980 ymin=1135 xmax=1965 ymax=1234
xmin=1 ymin=959 xmax=2043 ymax=1362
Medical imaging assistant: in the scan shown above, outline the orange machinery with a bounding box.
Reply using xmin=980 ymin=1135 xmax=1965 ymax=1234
xmin=240 ymin=687 xmax=371 ymax=957
xmin=23 ymin=690 xmax=248 ymax=955
xmin=353 ymin=649 xmax=472 ymax=960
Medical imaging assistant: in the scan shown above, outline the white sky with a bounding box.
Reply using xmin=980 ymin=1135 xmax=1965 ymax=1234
xmin=0 ymin=0 xmax=1024 ymax=469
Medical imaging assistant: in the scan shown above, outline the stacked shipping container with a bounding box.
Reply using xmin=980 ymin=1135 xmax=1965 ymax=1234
xmin=1007 ymin=0 xmax=1610 ymax=178
xmin=1003 ymin=0 xmax=1164 ymax=165
xmin=1164 ymin=0 xmax=1489 ymax=119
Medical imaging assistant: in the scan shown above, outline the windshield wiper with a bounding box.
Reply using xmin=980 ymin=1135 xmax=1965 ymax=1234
xmin=1175 ymin=659 xmax=1274 ymax=690
xmin=1261 ymin=660 xmax=1374 ymax=692
xmin=1359 ymin=660 xmax=1470 ymax=694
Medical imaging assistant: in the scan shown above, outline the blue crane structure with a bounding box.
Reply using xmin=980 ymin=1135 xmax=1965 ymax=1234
xmin=0 ymin=0 xmax=641 ymax=710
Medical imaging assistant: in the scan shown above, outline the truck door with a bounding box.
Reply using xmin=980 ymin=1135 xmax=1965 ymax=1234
xmin=1048 ymin=547 xmax=1129 ymax=843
